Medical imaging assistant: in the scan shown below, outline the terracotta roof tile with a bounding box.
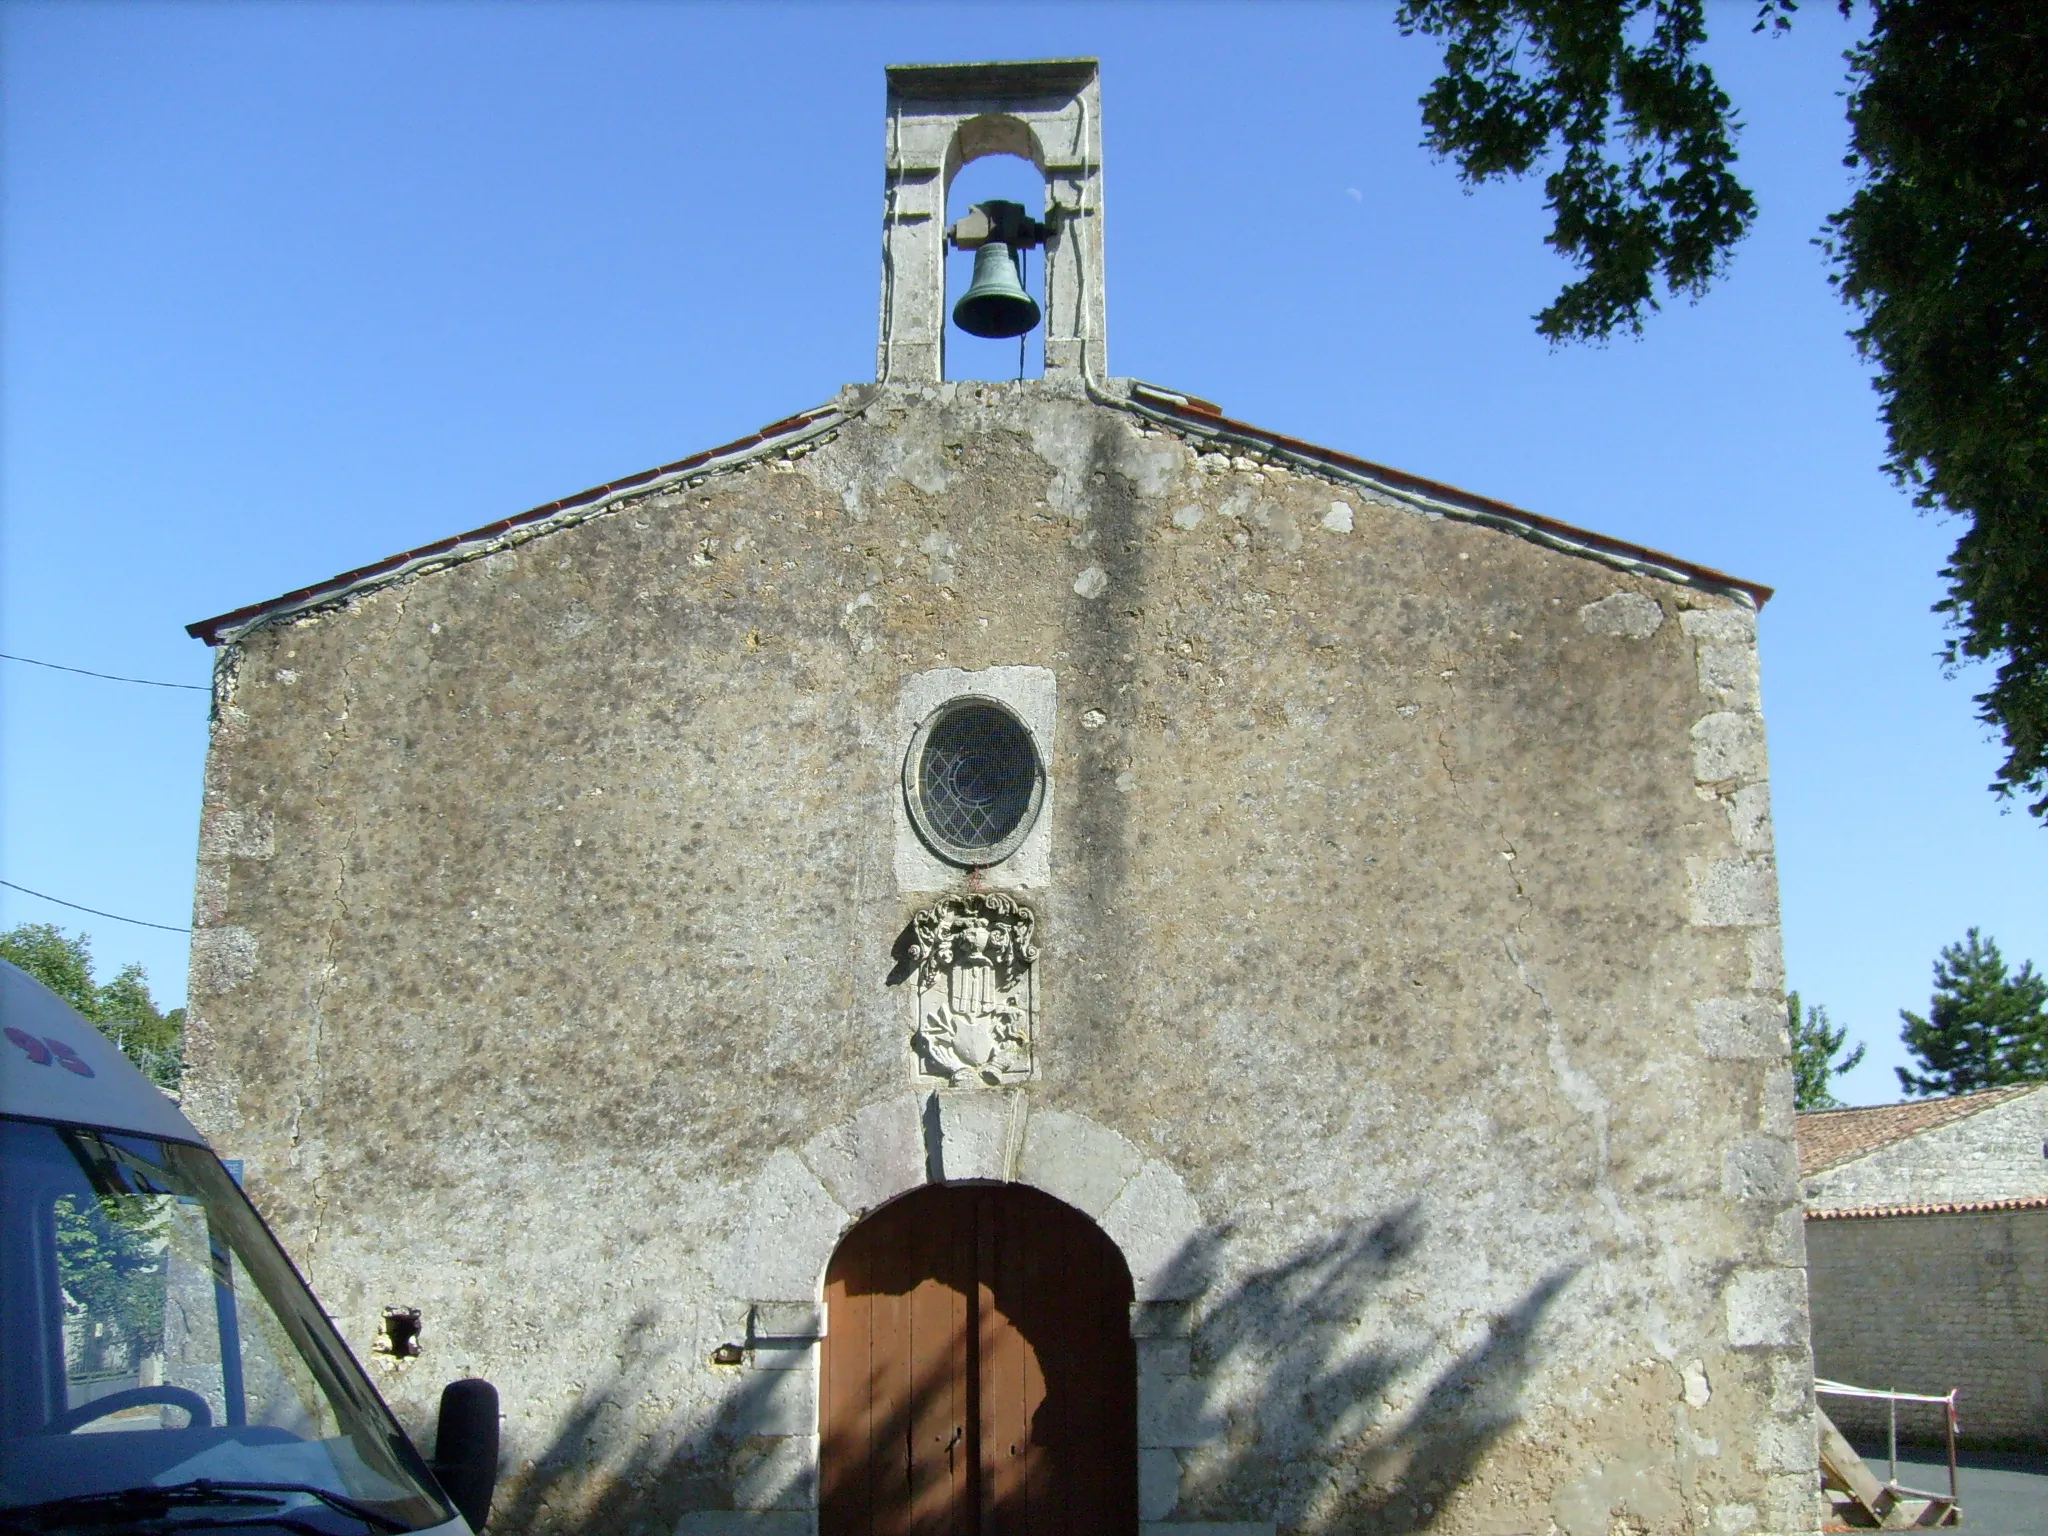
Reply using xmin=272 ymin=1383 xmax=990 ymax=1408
xmin=1807 ymin=1193 xmax=2048 ymax=1220
xmin=1794 ymin=1085 xmax=2040 ymax=1177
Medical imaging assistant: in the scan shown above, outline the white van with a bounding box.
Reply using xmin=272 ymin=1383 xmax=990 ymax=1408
xmin=1 ymin=960 xmax=497 ymax=1536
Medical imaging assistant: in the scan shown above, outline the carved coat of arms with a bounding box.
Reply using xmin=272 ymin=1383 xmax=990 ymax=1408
xmin=908 ymin=893 xmax=1037 ymax=1087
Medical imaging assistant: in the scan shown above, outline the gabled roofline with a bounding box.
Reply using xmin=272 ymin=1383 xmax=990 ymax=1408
xmin=186 ymin=401 xmax=856 ymax=646
xmin=1120 ymin=382 xmax=1773 ymax=610
xmin=188 ymin=377 xmax=1772 ymax=648
xmin=1795 ymin=1082 xmax=2042 ymax=1177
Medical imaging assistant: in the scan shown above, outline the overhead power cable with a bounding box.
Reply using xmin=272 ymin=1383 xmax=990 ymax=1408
xmin=0 ymin=879 xmax=192 ymax=934
xmin=0 ymin=651 xmax=208 ymax=691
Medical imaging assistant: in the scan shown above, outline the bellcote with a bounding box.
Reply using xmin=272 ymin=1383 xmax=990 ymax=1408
xmin=878 ymin=59 xmax=1106 ymax=385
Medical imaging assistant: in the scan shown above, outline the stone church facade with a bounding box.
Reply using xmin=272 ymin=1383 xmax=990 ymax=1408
xmin=182 ymin=59 xmax=1817 ymax=1536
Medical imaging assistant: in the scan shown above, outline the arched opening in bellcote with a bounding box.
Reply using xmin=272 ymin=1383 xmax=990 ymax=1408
xmin=942 ymin=114 xmax=1050 ymax=383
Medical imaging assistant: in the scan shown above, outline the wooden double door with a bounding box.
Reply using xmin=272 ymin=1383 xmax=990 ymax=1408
xmin=820 ymin=1184 xmax=1138 ymax=1536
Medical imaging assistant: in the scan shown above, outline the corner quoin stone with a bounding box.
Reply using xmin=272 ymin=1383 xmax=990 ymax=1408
xmin=1725 ymin=1267 xmax=1808 ymax=1349
xmin=1691 ymin=712 xmax=1768 ymax=785
xmin=1697 ymin=999 xmax=1789 ymax=1060
xmin=1689 ymin=857 xmax=1779 ymax=927
xmin=1578 ymin=590 xmax=1666 ymax=639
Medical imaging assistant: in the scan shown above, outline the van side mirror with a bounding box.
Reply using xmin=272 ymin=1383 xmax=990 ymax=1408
xmin=431 ymin=1378 xmax=499 ymax=1531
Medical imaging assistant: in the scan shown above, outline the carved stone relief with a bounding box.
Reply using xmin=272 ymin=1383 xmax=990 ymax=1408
xmin=908 ymin=893 xmax=1038 ymax=1086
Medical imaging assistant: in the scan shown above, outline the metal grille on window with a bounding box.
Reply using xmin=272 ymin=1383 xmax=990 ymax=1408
xmin=907 ymin=698 xmax=1043 ymax=865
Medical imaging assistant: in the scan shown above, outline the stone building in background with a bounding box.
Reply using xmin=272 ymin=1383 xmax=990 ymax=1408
xmin=1799 ymin=1086 xmax=2048 ymax=1449
xmin=182 ymin=58 xmax=1815 ymax=1536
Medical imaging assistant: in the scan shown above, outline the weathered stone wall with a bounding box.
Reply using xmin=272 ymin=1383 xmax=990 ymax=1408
xmin=1807 ymin=1209 xmax=2048 ymax=1449
xmin=183 ymin=379 xmax=1813 ymax=1536
xmin=1805 ymin=1089 xmax=2048 ymax=1211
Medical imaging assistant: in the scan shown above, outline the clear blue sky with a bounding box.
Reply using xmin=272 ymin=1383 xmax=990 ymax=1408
xmin=2 ymin=2 xmax=2039 ymax=1105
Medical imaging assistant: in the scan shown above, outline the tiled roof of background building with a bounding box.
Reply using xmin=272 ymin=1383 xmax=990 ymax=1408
xmin=1795 ymin=1085 xmax=2040 ymax=1177
xmin=1807 ymin=1193 xmax=2048 ymax=1220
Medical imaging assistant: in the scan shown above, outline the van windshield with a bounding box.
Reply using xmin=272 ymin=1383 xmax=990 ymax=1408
xmin=0 ymin=1117 xmax=452 ymax=1534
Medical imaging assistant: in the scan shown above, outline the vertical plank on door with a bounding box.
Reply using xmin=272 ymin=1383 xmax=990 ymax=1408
xmin=1012 ymin=1191 xmax=1057 ymax=1536
xmin=976 ymin=1189 xmax=1027 ymax=1536
xmin=868 ymin=1226 xmax=911 ymax=1536
xmin=821 ymin=1229 xmax=873 ymax=1536
xmin=1076 ymin=1198 xmax=1139 ymax=1536
xmin=905 ymin=1191 xmax=973 ymax=1535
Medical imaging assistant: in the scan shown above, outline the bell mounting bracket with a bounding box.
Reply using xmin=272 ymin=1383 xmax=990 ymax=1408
xmin=947 ymin=200 xmax=1056 ymax=253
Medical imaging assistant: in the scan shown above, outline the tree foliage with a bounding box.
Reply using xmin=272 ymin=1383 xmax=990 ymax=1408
xmin=1896 ymin=928 xmax=2048 ymax=1096
xmin=1826 ymin=3 xmax=2048 ymax=818
xmin=1399 ymin=0 xmax=2048 ymax=821
xmin=1395 ymin=0 xmax=1757 ymax=343
xmin=1787 ymin=990 xmax=1864 ymax=1108
xmin=0 ymin=923 xmax=185 ymax=1089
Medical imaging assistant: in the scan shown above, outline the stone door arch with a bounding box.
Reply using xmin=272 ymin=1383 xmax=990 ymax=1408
xmin=716 ymin=1093 xmax=1240 ymax=1532
xmin=819 ymin=1183 xmax=1137 ymax=1535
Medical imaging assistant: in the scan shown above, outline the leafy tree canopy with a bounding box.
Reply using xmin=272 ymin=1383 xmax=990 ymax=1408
xmin=0 ymin=923 xmax=185 ymax=1089
xmin=1832 ymin=4 xmax=2048 ymax=820
xmin=1788 ymin=991 xmax=1865 ymax=1108
xmin=1397 ymin=0 xmax=2048 ymax=820
xmin=1896 ymin=928 xmax=2048 ymax=1096
xmin=1396 ymin=0 xmax=1757 ymax=343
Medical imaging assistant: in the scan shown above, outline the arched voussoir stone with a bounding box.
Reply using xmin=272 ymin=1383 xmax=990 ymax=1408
xmin=1016 ymin=1106 xmax=1147 ymax=1218
xmin=1099 ymin=1158 xmax=1207 ymax=1301
xmin=729 ymin=1093 xmax=1209 ymax=1305
xmin=723 ymin=1148 xmax=849 ymax=1304
xmin=801 ymin=1092 xmax=926 ymax=1217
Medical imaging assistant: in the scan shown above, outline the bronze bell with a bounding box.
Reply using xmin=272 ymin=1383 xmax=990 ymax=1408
xmin=953 ymin=241 xmax=1041 ymax=339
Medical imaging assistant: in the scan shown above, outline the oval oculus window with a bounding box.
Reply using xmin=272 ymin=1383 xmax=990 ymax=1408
xmin=905 ymin=697 xmax=1045 ymax=867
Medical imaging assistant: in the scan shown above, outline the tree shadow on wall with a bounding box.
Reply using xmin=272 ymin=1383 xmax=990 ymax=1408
xmin=1154 ymin=1201 xmax=1579 ymax=1535
xmin=490 ymin=1204 xmax=1575 ymax=1536
xmin=486 ymin=1309 xmax=800 ymax=1536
